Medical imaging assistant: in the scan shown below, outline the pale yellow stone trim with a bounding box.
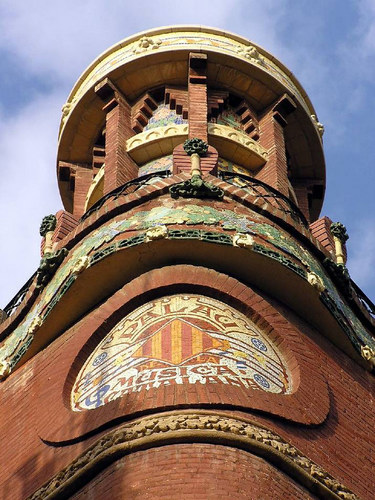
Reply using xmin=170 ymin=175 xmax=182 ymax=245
xmin=333 ymin=236 xmax=346 ymax=265
xmin=208 ymin=123 xmax=267 ymax=168
xmin=126 ymin=124 xmax=189 ymax=164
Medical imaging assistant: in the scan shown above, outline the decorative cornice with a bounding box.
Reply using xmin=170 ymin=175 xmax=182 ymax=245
xmin=29 ymin=412 xmax=358 ymax=500
xmin=60 ymin=27 xmax=317 ymax=136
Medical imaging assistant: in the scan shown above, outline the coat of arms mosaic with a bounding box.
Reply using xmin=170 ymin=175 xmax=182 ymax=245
xmin=71 ymin=295 xmax=291 ymax=411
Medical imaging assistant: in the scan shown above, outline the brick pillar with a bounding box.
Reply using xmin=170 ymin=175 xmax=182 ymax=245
xmin=95 ymin=78 xmax=137 ymax=196
xmin=293 ymin=184 xmax=310 ymax=223
xmin=257 ymin=95 xmax=296 ymax=197
xmin=188 ymin=53 xmax=208 ymax=142
xmin=73 ymin=164 xmax=93 ymax=218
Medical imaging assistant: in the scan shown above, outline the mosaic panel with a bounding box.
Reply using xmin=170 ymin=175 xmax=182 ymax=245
xmin=138 ymin=155 xmax=173 ymax=176
xmin=71 ymin=295 xmax=291 ymax=411
xmin=216 ymin=108 xmax=244 ymax=131
xmin=218 ymin=157 xmax=249 ymax=176
xmin=143 ymin=103 xmax=187 ymax=131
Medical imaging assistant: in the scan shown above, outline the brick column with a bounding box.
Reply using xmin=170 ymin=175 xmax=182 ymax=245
xmin=257 ymin=95 xmax=296 ymax=197
xmin=73 ymin=164 xmax=93 ymax=218
xmin=293 ymin=184 xmax=310 ymax=223
xmin=188 ymin=53 xmax=208 ymax=142
xmin=95 ymin=78 xmax=137 ymax=196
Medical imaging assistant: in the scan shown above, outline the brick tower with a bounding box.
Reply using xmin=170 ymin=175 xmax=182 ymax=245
xmin=1 ymin=27 xmax=374 ymax=499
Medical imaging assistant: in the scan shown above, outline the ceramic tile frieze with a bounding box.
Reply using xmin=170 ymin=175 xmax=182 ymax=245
xmin=71 ymin=294 xmax=291 ymax=410
xmin=1 ymin=204 xmax=372 ymax=373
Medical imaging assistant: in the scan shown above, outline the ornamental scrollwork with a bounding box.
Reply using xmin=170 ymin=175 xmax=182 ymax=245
xmin=361 ymin=345 xmax=375 ymax=367
xmin=183 ymin=138 xmax=209 ymax=156
xmin=36 ymin=249 xmax=68 ymax=290
xmin=233 ymin=233 xmax=254 ymax=249
xmin=169 ymin=175 xmax=224 ymax=200
xmin=236 ymin=45 xmax=265 ymax=65
xmin=145 ymin=225 xmax=168 ymax=242
xmin=133 ymin=36 xmax=162 ymax=54
xmin=307 ymin=271 xmax=325 ymax=293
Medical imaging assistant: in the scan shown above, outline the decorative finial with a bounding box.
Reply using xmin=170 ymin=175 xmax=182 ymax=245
xmin=330 ymin=222 xmax=349 ymax=243
xmin=39 ymin=215 xmax=57 ymax=237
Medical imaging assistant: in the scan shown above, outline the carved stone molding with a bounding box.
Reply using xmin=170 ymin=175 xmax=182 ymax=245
xmin=361 ymin=345 xmax=375 ymax=368
xmin=311 ymin=114 xmax=325 ymax=137
xmin=307 ymin=271 xmax=325 ymax=293
xmin=145 ymin=225 xmax=168 ymax=242
xmin=233 ymin=233 xmax=254 ymax=249
xmin=236 ymin=45 xmax=265 ymax=65
xmin=132 ymin=36 xmax=162 ymax=54
xmin=29 ymin=411 xmax=358 ymax=500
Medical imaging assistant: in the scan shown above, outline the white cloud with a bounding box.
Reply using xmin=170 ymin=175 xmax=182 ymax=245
xmin=0 ymin=90 xmax=63 ymax=306
xmin=0 ymin=0 xmax=243 ymax=83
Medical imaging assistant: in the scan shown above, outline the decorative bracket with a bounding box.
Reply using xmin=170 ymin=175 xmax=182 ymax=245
xmin=170 ymin=138 xmax=224 ymax=200
xmin=40 ymin=214 xmax=57 ymax=255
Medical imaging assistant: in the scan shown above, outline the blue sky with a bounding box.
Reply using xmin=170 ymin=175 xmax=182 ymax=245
xmin=0 ymin=0 xmax=374 ymax=308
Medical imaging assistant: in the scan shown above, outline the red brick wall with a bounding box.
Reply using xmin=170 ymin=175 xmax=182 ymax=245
xmin=309 ymin=216 xmax=335 ymax=255
xmin=258 ymin=109 xmax=289 ymax=196
xmin=104 ymin=98 xmax=138 ymax=195
xmin=188 ymin=53 xmax=208 ymax=142
xmin=0 ymin=265 xmax=373 ymax=498
xmin=72 ymin=444 xmax=316 ymax=500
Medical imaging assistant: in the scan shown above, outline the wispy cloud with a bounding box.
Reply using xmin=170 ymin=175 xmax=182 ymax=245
xmin=0 ymin=90 xmax=63 ymax=305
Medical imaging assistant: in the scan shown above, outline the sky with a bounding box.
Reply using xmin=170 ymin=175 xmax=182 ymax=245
xmin=0 ymin=0 xmax=374 ymax=308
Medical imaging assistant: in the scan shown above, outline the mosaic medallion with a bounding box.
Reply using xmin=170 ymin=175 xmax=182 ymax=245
xmin=71 ymin=295 xmax=291 ymax=411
